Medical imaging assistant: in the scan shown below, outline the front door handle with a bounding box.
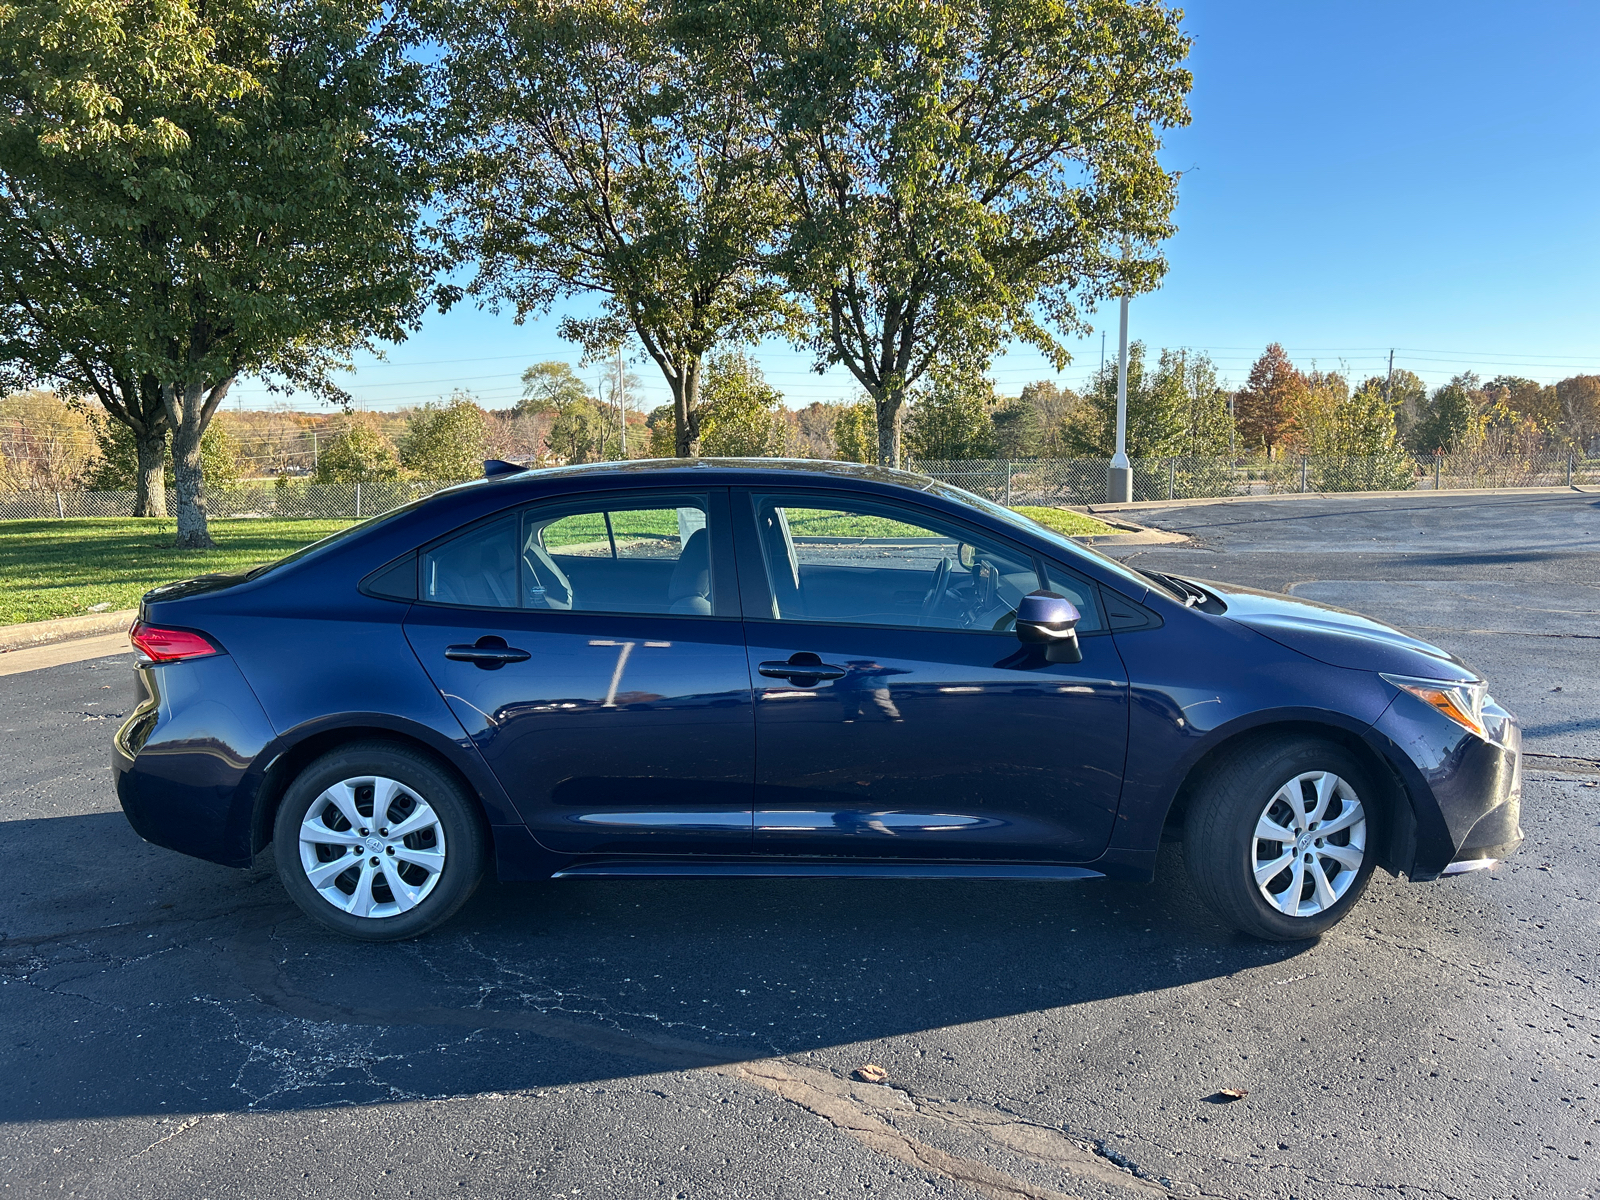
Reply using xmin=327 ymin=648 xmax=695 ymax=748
xmin=758 ymin=652 xmax=847 ymax=684
xmin=445 ymin=635 xmax=531 ymax=670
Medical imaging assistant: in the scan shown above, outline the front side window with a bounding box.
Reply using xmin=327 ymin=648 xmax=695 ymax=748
xmin=751 ymin=495 xmax=1041 ymax=631
xmin=419 ymin=495 xmax=715 ymax=616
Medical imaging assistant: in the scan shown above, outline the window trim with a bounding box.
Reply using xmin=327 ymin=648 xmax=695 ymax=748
xmin=731 ymin=487 xmax=1107 ymax=637
xmin=409 ymin=487 xmax=738 ymax=619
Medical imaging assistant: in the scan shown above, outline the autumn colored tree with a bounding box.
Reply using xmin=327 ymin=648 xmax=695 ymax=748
xmin=1234 ymin=344 xmax=1306 ymax=457
xmin=1555 ymin=375 xmax=1600 ymax=451
xmin=1482 ymin=376 xmax=1556 ymax=432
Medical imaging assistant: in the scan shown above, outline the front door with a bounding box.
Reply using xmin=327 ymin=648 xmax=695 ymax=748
xmin=735 ymin=491 xmax=1129 ymax=862
xmin=404 ymin=489 xmax=754 ymax=855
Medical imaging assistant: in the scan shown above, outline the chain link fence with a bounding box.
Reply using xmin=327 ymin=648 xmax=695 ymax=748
xmin=911 ymin=452 xmax=1600 ymax=505
xmin=0 ymin=478 xmax=457 ymax=522
xmin=3 ymin=454 xmax=1598 ymax=521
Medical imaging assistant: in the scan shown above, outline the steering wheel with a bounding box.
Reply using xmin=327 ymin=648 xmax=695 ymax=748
xmin=920 ymin=556 xmax=952 ymax=619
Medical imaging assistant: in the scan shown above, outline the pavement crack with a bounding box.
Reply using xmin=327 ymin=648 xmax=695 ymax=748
xmin=714 ymin=1059 xmax=1174 ymax=1199
xmin=131 ymin=1115 xmax=209 ymax=1158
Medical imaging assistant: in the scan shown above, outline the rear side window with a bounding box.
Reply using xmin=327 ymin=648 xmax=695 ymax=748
xmin=528 ymin=499 xmax=712 ymax=614
xmin=422 ymin=515 xmax=519 ymax=608
xmin=417 ymin=495 xmax=716 ymax=616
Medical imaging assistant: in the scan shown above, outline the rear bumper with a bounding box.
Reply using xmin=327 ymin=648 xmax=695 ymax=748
xmin=112 ymin=655 xmax=276 ymax=869
xmin=1367 ymin=695 xmax=1523 ymax=882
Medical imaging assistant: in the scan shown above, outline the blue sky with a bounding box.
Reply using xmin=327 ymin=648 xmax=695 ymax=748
xmin=234 ymin=0 xmax=1600 ymax=414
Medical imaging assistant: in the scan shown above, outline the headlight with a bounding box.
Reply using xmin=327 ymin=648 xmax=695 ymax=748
xmin=1380 ymin=673 xmax=1488 ymax=739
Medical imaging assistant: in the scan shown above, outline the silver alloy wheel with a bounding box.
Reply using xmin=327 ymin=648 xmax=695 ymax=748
xmin=1251 ymin=770 xmax=1367 ymax=917
xmin=297 ymin=775 xmax=447 ymax=918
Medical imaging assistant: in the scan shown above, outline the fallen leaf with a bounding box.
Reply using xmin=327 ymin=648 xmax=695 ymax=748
xmin=1204 ymin=1088 xmax=1248 ymax=1104
xmin=853 ymin=1064 xmax=889 ymax=1084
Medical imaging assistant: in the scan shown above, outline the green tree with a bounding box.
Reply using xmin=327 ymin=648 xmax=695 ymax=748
xmin=832 ymin=400 xmax=878 ymax=465
xmin=1359 ymin=369 xmax=1427 ymax=447
xmin=86 ymin=408 xmax=241 ymax=490
xmin=732 ymin=0 xmax=1191 ymax=466
xmin=991 ymin=399 xmax=1043 ymax=460
xmin=1018 ymin=381 xmax=1081 ymax=458
xmin=904 ymin=373 xmax=997 ymax=462
xmin=0 ymin=0 xmax=437 ymax=545
xmin=645 ymin=403 xmax=679 ymax=459
xmin=431 ymin=0 xmax=791 ymax=456
xmin=400 ymin=394 xmax=489 ymax=482
xmin=1414 ymin=373 xmax=1480 ymax=453
xmin=1065 ymin=342 xmax=1179 ymax=458
xmin=1168 ymin=351 xmax=1234 ymax=457
xmin=520 ymin=363 xmax=610 ymax=463
xmin=314 ymin=413 xmax=403 ymax=483
xmin=697 ymin=351 xmax=790 ymax=456
xmin=518 ymin=362 xmax=593 ymax=416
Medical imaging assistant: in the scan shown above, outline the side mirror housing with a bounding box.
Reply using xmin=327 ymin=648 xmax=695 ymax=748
xmin=1015 ymin=590 xmax=1083 ymax=664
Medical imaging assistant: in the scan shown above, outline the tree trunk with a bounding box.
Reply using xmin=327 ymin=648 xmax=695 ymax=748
xmin=672 ymin=357 xmax=704 ymax=457
xmin=875 ymin=389 xmax=903 ymax=468
xmin=162 ymin=376 xmax=234 ymax=550
xmin=133 ymin=426 xmax=168 ymax=518
xmin=170 ymin=413 xmax=212 ymax=549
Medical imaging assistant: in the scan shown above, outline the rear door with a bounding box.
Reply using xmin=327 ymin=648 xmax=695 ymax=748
xmin=734 ymin=489 xmax=1129 ymax=862
xmin=403 ymin=488 xmax=754 ymax=856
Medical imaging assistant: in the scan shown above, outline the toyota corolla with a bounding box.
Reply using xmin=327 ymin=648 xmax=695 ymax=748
xmin=112 ymin=460 xmax=1523 ymax=941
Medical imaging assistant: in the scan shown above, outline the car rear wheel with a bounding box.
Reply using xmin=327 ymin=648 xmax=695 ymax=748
xmin=1184 ymin=737 xmax=1379 ymax=940
xmin=273 ymin=742 xmax=486 ymax=941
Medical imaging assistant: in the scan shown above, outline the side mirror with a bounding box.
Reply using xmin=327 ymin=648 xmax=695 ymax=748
xmin=1015 ymin=590 xmax=1083 ymax=664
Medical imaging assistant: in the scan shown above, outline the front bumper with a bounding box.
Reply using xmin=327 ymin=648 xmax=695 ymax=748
xmin=1367 ymin=693 xmax=1522 ymax=881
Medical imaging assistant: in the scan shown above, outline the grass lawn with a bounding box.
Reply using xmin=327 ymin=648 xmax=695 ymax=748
xmin=1010 ymin=506 xmax=1119 ymax=538
xmin=0 ymin=518 xmax=358 ymax=625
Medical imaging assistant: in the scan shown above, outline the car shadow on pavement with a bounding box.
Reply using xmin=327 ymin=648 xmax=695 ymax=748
xmin=0 ymin=811 xmax=1311 ymax=1123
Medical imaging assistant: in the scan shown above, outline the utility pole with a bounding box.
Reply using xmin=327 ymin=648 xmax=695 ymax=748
xmin=616 ymin=347 xmax=626 ymax=459
xmin=1385 ymin=348 xmax=1394 ymax=407
xmin=1108 ymin=273 xmax=1132 ymax=503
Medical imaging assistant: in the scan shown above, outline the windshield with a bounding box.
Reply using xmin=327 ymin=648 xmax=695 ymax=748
xmin=920 ymin=478 xmax=1184 ymax=603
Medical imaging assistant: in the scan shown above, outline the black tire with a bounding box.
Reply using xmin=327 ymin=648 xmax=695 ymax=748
xmin=273 ymin=741 xmax=486 ymax=941
xmin=1184 ymin=736 xmax=1381 ymax=941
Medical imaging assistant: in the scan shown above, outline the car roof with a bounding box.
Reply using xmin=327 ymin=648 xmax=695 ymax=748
xmin=476 ymin=457 xmax=933 ymax=492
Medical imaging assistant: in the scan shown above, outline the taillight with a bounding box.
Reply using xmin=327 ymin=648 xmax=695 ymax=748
xmin=129 ymin=621 xmax=221 ymax=663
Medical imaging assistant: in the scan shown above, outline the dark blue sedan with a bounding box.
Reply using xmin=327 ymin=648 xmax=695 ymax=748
xmin=112 ymin=460 xmax=1524 ymax=941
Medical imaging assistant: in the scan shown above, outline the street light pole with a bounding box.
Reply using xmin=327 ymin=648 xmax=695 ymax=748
xmin=1108 ymin=289 xmax=1133 ymax=503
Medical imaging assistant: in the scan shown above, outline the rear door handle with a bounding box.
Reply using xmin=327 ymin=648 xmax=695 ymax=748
xmin=445 ymin=636 xmax=531 ymax=669
xmin=758 ymin=653 xmax=847 ymax=683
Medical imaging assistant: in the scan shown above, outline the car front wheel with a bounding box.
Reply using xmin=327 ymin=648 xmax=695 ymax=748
xmin=1184 ymin=737 xmax=1380 ymax=940
xmin=273 ymin=742 xmax=486 ymax=941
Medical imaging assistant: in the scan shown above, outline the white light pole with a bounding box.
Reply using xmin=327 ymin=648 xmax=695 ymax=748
xmin=1107 ymin=287 xmax=1133 ymax=503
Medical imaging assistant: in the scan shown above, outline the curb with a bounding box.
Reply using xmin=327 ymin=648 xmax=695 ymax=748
xmin=1081 ymin=483 xmax=1600 ymax=515
xmin=0 ymin=609 xmax=137 ymax=654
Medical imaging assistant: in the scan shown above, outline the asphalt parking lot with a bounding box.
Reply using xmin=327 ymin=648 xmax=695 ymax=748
xmin=2 ymin=491 xmax=1597 ymax=1200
